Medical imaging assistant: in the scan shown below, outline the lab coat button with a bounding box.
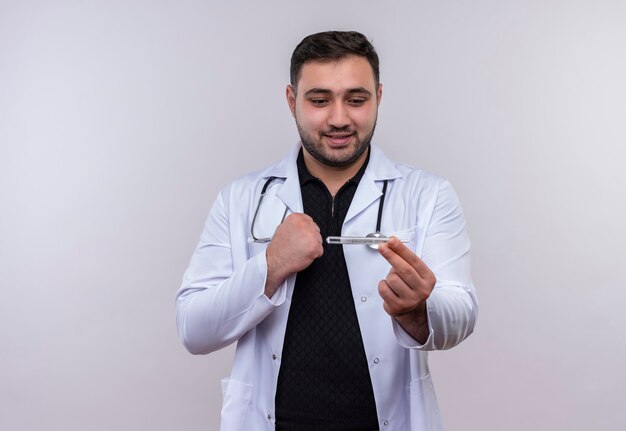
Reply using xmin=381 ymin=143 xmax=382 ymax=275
xmin=272 ymin=354 xmax=277 ymax=360
xmin=373 ymin=357 xmax=380 ymax=364
xmin=361 ymin=296 xmax=367 ymax=302
xmin=267 ymin=414 xmax=272 ymax=421
xmin=384 ymin=419 xmax=389 ymax=426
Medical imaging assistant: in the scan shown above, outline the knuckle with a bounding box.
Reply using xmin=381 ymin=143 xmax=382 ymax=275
xmin=378 ymin=281 xmax=392 ymax=299
xmin=387 ymin=272 xmax=401 ymax=285
xmin=377 ymin=280 xmax=387 ymax=293
xmin=398 ymin=267 xmax=413 ymax=279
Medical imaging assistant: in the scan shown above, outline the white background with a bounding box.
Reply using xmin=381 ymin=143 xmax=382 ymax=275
xmin=1 ymin=1 xmax=625 ymax=430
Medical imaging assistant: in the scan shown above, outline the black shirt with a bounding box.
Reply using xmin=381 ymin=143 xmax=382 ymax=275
xmin=274 ymin=149 xmax=379 ymax=431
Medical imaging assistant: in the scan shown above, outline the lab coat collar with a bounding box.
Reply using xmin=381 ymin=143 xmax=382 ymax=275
xmin=363 ymin=144 xmax=403 ymax=181
xmin=345 ymin=145 xmax=402 ymax=225
xmin=262 ymin=144 xmax=302 ymax=213
xmin=262 ymin=142 xmax=402 ymax=218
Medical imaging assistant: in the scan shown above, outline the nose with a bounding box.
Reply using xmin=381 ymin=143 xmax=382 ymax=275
xmin=327 ymin=102 xmax=350 ymax=129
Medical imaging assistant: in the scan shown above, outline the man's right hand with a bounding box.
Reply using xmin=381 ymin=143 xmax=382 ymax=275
xmin=264 ymin=213 xmax=323 ymax=297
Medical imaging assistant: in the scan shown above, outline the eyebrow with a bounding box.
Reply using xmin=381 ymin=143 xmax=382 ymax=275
xmin=303 ymin=87 xmax=373 ymax=97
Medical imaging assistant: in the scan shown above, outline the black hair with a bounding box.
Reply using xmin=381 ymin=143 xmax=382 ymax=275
xmin=290 ymin=31 xmax=380 ymax=88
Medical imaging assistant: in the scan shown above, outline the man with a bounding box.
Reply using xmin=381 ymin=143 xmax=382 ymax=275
xmin=177 ymin=31 xmax=478 ymax=431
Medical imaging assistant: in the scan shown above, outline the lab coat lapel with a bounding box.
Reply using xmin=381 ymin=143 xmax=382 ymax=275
xmin=263 ymin=143 xmax=303 ymax=214
xmin=343 ymin=174 xmax=382 ymax=227
xmin=275 ymin=172 xmax=303 ymax=214
xmin=263 ymin=144 xmax=402 ymax=227
xmin=343 ymin=145 xmax=402 ymax=227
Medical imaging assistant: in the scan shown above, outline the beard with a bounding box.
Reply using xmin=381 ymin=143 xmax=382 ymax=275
xmin=296 ymin=118 xmax=377 ymax=168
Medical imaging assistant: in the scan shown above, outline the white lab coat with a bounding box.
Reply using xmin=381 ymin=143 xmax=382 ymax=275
xmin=177 ymin=144 xmax=478 ymax=431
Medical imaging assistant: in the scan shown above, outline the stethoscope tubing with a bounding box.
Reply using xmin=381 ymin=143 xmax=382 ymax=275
xmin=251 ymin=176 xmax=389 ymax=244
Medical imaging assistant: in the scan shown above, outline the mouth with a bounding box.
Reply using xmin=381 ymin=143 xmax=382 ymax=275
xmin=322 ymin=133 xmax=355 ymax=146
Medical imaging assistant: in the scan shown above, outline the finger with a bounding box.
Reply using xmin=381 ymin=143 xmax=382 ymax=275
xmin=384 ymin=237 xmax=434 ymax=280
xmin=303 ymin=215 xmax=321 ymax=233
xmin=378 ymin=242 xmax=422 ymax=287
xmin=288 ymin=213 xmax=320 ymax=234
xmin=387 ymin=271 xmax=427 ymax=307
xmin=378 ymin=280 xmax=398 ymax=301
xmin=378 ymin=280 xmax=417 ymax=316
xmin=309 ymin=231 xmax=324 ymax=250
xmin=385 ymin=271 xmax=414 ymax=298
xmin=379 ymin=276 xmax=399 ymax=298
xmin=287 ymin=212 xmax=315 ymax=226
xmin=314 ymin=242 xmax=324 ymax=258
xmin=376 ymin=287 xmax=397 ymax=316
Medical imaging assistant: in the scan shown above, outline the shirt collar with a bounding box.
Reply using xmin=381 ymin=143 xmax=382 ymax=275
xmin=296 ymin=147 xmax=371 ymax=187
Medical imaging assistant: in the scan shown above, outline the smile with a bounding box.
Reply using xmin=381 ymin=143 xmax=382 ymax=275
xmin=323 ymin=133 xmax=355 ymax=146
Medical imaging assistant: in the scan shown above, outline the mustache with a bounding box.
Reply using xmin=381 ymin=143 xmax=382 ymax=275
xmin=321 ymin=126 xmax=355 ymax=135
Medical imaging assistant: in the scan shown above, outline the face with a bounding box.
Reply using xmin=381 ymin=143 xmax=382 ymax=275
xmin=287 ymin=55 xmax=382 ymax=168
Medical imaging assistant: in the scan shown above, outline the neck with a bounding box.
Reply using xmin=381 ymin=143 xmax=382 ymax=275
xmin=302 ymin=147 xmax=369 ymax=196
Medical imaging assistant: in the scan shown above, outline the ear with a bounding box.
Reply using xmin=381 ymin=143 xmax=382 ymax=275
xmin=286 ymin=85 xmax=297 ymax=117
xmin=376 ymin=83 xmax=383 ymax=107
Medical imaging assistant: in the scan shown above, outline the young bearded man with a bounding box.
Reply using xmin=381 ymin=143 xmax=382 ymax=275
xmin=177 ymin=31 xmax=478 ymax=431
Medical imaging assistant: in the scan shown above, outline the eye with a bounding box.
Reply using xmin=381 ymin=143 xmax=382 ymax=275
xmin=347 ymin=98 xmax=367 ymax=106
xmin=309 ymin=98 xmax=329 ymax=107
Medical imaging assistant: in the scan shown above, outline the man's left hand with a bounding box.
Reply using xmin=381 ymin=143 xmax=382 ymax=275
xmin=377 ymin=237 xmax=436 ymax=343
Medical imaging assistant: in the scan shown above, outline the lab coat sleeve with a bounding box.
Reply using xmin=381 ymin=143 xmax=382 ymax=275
xmin=176 ymin=189 xmax=287 ymax=355
xmin=393 ymin=178 xmax=478 ymax=350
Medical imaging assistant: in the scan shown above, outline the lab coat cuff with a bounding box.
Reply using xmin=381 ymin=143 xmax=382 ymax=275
xmin=255 ymin=251 xmax=287 ymax=307
xmin=391 ymin=301 xmax=435 ymax=350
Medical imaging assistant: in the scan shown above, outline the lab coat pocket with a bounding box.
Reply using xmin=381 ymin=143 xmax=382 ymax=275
xmin=408 ymin=373 xmax=442 ymax=431
xmin=221 ymin=378 xmax=253 ymax=431
xmin=389 ymin=227 xmax=418 ymax=253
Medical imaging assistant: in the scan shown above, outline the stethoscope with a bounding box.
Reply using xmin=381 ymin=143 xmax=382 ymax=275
xmin=251 ymin=176 xmax=393 ymax=249
xmin=250 ymin=176 xmax=288 ymax=243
